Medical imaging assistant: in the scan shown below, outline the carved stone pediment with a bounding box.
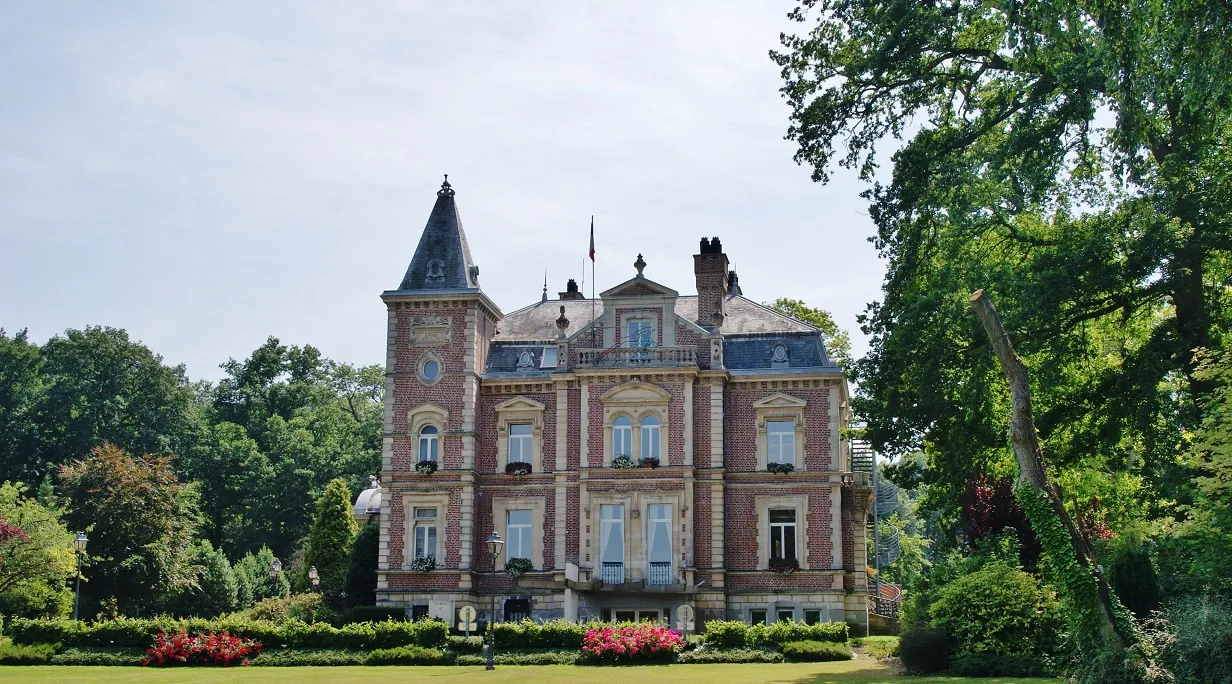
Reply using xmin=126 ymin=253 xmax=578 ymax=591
xmin=601 ymin=381 xmax=672 ymax=406
xmin=409 ymin=315 xmax=451 ymax=346
xmin=495 ymin=396 xmax=547 ymax=413
xmin=752 ymin=393 xmax=807 ymax=409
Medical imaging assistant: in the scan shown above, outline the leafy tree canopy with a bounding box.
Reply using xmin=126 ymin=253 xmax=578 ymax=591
xmin=0 ymin=481 xmax=77 ymax=618
xmin=767 ymin=298 xmax=853 ymax=372
xmin=304 ymin=478 xmax=357 ymax=592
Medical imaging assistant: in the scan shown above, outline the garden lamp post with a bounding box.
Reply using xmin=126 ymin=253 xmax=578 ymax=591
xmin=485 ymin=533 xmax=504 ymax=671
xmin=72 ymin=532 xmax=87 ymax=621
xmin=308 ymin=566 xmax=319 ymax=592
xmin=268 ymin=558 xmax=282 ymax=596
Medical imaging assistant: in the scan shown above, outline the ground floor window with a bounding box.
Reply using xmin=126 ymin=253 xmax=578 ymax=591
xmin=504 ymin=598 xmax=530 ymax=622
xmin=777 ymin=608 xmax=795 ymax=622
xmin=804 ymin=609 xmax=822 ymax=625
xmin=600 ymin=607 xmax=669 ymax=624
xmin=410 ymin=604 xmax=429 ymax=621
xmin=749 ymin=609 xmax=768 ymax=625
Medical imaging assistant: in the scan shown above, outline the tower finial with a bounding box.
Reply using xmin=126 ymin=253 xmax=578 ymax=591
xmin=438 ymin=174 xmax=454 ymax=197
xmin=542 ymin=270 xmax=548 ymax=303
xmin=634 ymin=253 xmax=646 ymax=276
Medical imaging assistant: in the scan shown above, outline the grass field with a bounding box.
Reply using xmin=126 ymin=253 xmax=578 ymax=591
xmin=0 ymin=661 xmax=1055 ymax=684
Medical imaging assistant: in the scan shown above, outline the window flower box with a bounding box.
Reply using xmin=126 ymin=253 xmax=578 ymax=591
xmin=769 ymin=558 xmax=800 ymax=575
xmin=504 ymin=557 xmax=534 ymax=578
xmin=505 ymin=462 xmax=532 ymax=476
xmin=767 ymin=462 xmax=795 ymax=474
xmin=612 ymin=455 xmax=636 ymax=469
xmin=409 ymin=555 xmax=436 ymax=572
xmin=639 ymin=457 xmax=660 ymax=469
xmin=415 ymin=460 xmax=438 ymax=475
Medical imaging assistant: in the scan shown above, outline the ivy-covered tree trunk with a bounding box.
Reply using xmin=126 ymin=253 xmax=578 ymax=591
xmin=969 ymin=290 xmax=1134 ymax=651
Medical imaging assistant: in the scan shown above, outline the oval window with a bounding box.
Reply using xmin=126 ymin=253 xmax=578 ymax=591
xmin=421 ymin=359 xmax=440 ymax=381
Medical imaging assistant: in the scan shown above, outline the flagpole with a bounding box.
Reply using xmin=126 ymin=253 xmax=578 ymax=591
xmin=590 ymin=216 xmax=596 ymax=348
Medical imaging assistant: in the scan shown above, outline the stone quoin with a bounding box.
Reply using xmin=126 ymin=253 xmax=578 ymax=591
xmin=354 ymin=177 xmax=874 ymax=631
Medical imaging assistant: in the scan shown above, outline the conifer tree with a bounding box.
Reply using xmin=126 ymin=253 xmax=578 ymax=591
xmin=305 ymin=479 xmax=357 ymax=592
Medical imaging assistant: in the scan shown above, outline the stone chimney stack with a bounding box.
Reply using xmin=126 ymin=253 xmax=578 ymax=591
xmin=558 ymin=278 xmax=586 ymax=301
xmin=694 ymin=237 xmax=730 ymax=329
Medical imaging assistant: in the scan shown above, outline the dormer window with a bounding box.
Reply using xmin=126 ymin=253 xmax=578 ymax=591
xmin=626 ymin=320 xmax=655 ymax=348
xmin=772 ymin=343 xmax=789 ymax=364
xmin=516 ymin=350 xmax=533 ymax=370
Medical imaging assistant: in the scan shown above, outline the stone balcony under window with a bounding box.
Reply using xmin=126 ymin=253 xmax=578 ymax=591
xmin=576 ymin=346 xmax=697 ymax=369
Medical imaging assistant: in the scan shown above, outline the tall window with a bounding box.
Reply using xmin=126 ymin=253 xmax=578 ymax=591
xmin=647 ymin=504 xmax=672 ymax=584
xmin=640 ymin=415 xmax=660 ymax=460
xmin=767 ymin=420 xmax=795 ymax=464
xmin=600 ymin=505 xmax=624 ymax=564
xmin=613 ymin=416 xmax=632 ymax=458
xmin=769 ymin=509 xmax=797 ymax=563
xmin=418 ymin=426 xmax=439 ymax=462
xmin=506 ymin=509 xmax=532 ymax=562
xmin=625 ymin=320 xmax=654 ymax=348
xmin=413 ymin=507 xmax=437 ymax=560
xmin=508 ymin=424 xmax=532 ymax=464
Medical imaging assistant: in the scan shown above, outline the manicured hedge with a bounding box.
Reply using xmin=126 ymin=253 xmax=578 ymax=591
xmin=448 ymin=635 xmax=485 ymax=653
xmin=7 ymin=616 xmax=449 ymax=650
xmin=455 ymin=650 xmax=584 ymax=666
xmin=701 ymin=620 xmax=848 ymax=648
xmin=675 ymin=648 xmax=784 ymax=664
xmin=0 ymin=642 xmax=56 ymax=665
xmin=48 ymin=647 xmax=144 ymax=666
xmin=344 ymin=606 xmax=407 ymax=624
xmin=780 ymin=640 xmax=853 ymax=662
xmin=251 ymin=649 xmax=367 ymax=667
xmin=364 ymin=646 xmax=450 ymax=665
xmin=490 ymin=619 xmax=588 ymax=649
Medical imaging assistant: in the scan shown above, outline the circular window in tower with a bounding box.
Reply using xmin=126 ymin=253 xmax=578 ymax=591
xmin=418 ymin=354 xmax=443 ymax=384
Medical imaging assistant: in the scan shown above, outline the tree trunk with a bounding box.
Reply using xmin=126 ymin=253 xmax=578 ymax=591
xmin=968 ymin=289 xmax=1131 ymax=649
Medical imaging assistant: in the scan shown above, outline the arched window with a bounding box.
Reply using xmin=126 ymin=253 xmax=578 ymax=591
xmin=613 ymin=416 xmax=632 ymax=458
xmin=418 ymin=425 xmax=439 ymax=462
xmin=640 ymin=415 xmax=660 ymax=460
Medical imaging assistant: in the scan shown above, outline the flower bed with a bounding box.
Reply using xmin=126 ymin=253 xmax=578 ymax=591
xmin=415 ymin=460 xmax=438 ymax=475
xmin=582 ymin=624 xmax=683 ymax=663
xmin=142 ymin=631 xmax=261 ymax=667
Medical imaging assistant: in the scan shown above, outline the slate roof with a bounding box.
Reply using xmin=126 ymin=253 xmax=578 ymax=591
xmin=494 ymin=295 xmax=816 ymax=342
xmin=723 ymin=333 xmax=834 ymax=371
xmin=395 ymin=178 xmax=479 ymax=292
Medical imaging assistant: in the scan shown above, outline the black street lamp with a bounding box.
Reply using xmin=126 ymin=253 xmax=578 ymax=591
xmin=485 ymin=533 xmax=504 ymax=671
xmin=268 ymin=558 xmax=282 ymax=596
xmin=72 ymin=533 xmax=88 ymax=621
xmin=308 ymin=566 xmax=320 ymax=592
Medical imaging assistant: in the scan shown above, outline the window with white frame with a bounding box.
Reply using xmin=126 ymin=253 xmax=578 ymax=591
xmin=600 ymin=505 xmax=624 ymax=564
xmin=767 ymin=420 xmax=796 ymax=465
xmin=640 ymin=415 xmax=660 ymax=460
xmin=612 ymin=416 xmax=632 ymax=458
xmin=769 ymin=509 xmax=797 ymax=563
xmin=418 ymin=426 xmax=439 ymax=462
xmin=506 ymin=509 xmax=532 ymax=561
xmin=508 ymin=423 xmax=532 ymax=463
xmin=413 ymin=507 xmax=438 ymax=560
xmin=647 ymin=504 xmax=672 ymax=584
xmin=625 ymin=319 xmax=655 ymax=348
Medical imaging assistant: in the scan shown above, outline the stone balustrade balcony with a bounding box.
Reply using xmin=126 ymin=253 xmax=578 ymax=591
xmin=576 ymin=346 xmax=697 ymax=369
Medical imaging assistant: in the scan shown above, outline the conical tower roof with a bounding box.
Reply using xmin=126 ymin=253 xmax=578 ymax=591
xmin=396 ymin=176 xmax=480 ymax=291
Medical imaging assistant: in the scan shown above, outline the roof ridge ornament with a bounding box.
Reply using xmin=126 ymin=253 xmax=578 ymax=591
xmin=438 ymin=174 xmax=454 ymax=197
xmin=634 ymin=253 xmax=646 ymax=276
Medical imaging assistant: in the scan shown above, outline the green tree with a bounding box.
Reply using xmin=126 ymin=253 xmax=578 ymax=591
xmin=0 ymin=482 xmax=77 ymax=619
xmin=0 ymin=330 xmax=47 ymax=485
xmin=767 ymin=298 xmax=853 ymax=372
xmin=929 ymin=560 xmax=1063 ymax=657
xmin=233 ymin=546 xmax=290 ymax=608
xmin=163 ymin=540 xmax=238 ymax=618
xmin=344 ymin=521 xmax=380 ymax=607
xmin=305 ymin=479 xmax=357 ymax=592
xmin=57 ymin=444 xmax=200 ymax=615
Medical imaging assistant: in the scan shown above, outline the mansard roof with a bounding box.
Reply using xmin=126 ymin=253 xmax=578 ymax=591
xmin=394 ymin=177 xmax=480 ymax=292
xmin=723 ymin=333 xmax=836 ymax=372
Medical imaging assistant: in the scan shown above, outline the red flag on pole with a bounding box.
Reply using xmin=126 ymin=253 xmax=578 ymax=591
xmin=589 ymin=216 xmax=595 ymax=261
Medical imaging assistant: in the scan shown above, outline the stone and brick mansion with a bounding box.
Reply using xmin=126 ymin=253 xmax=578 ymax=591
xmin=352 ymin=178 xmax=874 ymax=632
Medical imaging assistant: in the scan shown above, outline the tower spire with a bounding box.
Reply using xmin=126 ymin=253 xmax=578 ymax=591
xmin=542 ymin=270 xmax=548 ymax=303
xmin=396 ymin=175 xmax=479 ymax=291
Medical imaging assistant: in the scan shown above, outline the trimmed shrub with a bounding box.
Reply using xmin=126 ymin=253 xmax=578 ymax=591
xmin=448 ymin=635 xmax=484 ymax=653
xmin=745 ymin=620 xmax=848 ymax=647
xmin=0 ymin=642 xmax=56 ymax=665
xmin=582 ymin=624 xmax=683 ymax=663
xmin=701 ymin=620 xmax=748 ymax=648
xmin=344 ymin=605 xmax=405 ymax=624
xmin=948 ymin=652 xmax=1056 ymax=677
xmin=49 ymin=647 xmax=144 ymax=666
xmin=928 ymin=560 xmax=1062 ymax=656
xmin=675 ymin=648 xmax=784 ymax=664
xmin=491 ymin=618 xmax=587 ymax=649
xmin=364 ymin=645 xmax=449 ymax=665
xmin=780 ymin=640 xmax=852 ymax=662
xmin=142 ymin=631 xmax=261 ymax=667
xmin=898 ymin=625 xmax=952 ymax=674
xmin=248 ymin=593 xmax=325 ymax=623
xmin=251 ymin=649 xmax=366 ymax=666
xmin=456 ymin=650 xmax=583 ymax=666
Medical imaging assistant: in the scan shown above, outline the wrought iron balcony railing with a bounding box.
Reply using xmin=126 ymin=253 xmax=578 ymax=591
xmin=647 ymin=561 xmax=673 ymax=585
xmin=576 ymin=347 xmax=697 ymax=369
xmin=600 ymin=561 xmax=625 ymax=584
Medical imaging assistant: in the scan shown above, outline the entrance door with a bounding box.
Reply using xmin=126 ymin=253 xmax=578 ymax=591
xmin=504 ymin=598 xmax=531 ymax=622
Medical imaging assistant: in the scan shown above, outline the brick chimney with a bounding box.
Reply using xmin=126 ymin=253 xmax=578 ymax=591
xmin=694 ymin=237 xmax=730 ymax=329
xmin=559 ymin=278 xmax=586 ymax=300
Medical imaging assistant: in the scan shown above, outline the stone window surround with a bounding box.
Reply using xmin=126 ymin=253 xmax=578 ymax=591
xmin=408 ymin=403 xmax=449 ymax=463
xmin=416 ymin=350 xmax=445 ymax=385
xmin=401 ymin=492 xmax=450 ymax=569
xmin=746 ymin=603 xmax=842 ymax=625
xmin=601 ymin=382 xmax=671 ymax=466
xmin=492 ymin=496 xmax=545 ymax=572
xmin=753 ymin=393 xmax=807 ymax=471
xmin=755 ymin=494 xmax=810 ymax=570
xmin=495 ymin=396 xmax=546 ymax=473
xmin=585 ymin=491 xmax=685 ymax=582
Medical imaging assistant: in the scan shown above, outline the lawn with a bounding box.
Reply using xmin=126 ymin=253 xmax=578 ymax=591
xmin=0 ymin=662 xmax=1055 ymax=684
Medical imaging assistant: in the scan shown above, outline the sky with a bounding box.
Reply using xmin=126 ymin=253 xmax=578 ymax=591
xmin=0 ymin=1 xmax=886 ymax=381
